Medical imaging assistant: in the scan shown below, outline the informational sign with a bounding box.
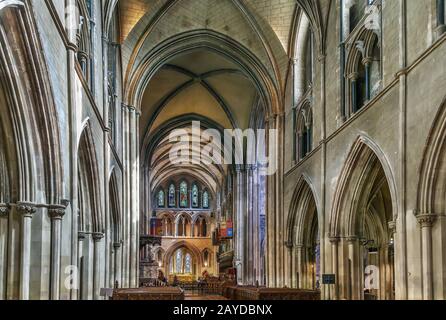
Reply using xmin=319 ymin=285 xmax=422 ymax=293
xmin=322 ymin=274 xmax=336 ymax=285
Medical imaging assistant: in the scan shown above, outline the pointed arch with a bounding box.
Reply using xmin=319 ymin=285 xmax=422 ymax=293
xmin=0 ymin=1 xmax=63 ymax=204
xmin=329 ymin=135 xmax=398 ymax=238
xmin=286 ymin=174 xmax=320 ymax=246
xmin=78 ymin=123 xmax=103 ymax=233
xmin=417 ymin=97 xmax=446 ymax=216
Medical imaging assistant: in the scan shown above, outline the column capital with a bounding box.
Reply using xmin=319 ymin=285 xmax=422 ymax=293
xmin=48 ymin=205 xmax=66 ymax=220
xmin=17 ymin=202 xmax=36 ymax=218
xmin=388 ymin=220 xmax=397 ymax=234
xmin=329 ymin=236 xmax=340 ymax=244
xmin=0 ymin=203 xmax=9 ymax=217
xmin=284 ymin=241 xmax=294 ymax=249
xmin=362 ymin=57 xmax=373 ymax=66
xmin=235 ymin=164 xmax=245 ymax=173
xmin=92 ymin=232 xmax=105 ymax=242
xmin=347 ymin=72 xmax=359 ymax=81
xmin=78 ymin=232 xmax=87 ymax=241
xmin=113 ymin=242 xmax=122 ymax=249
xmin=417 ymin=213 xmax=437 ymax=228
xmin=345 ymin=235 xmax=358 ymax=243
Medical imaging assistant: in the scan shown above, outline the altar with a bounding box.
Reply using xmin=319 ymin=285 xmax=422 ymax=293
xmin=168 ymin=274 xmax=196 ymax=284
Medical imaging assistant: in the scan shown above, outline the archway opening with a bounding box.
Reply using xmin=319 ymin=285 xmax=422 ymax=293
xmin=288 ymin=179 xmax=320 ymax=291
xmin=332 ymin=141 xmax=396 ymax=301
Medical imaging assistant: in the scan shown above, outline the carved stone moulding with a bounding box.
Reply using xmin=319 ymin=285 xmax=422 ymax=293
xmin=16 ymin=202 xmax=37 ymax=218
xmin=48 ymin=204 xmax=67 ymax=220
xmin=0 ymin=203 xmax=9 ymax=217
xmin=416 ymin=213 xmax=437 ymax=228
xmin=0 ymin=0 xmax=25 ymax=12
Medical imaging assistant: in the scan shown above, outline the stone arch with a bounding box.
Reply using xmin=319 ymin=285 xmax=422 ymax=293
xmin=175 ymin=212 xmax=192 ymax=237
xmin=415 ymin=97 xmax=446 ymax=299
xmin=329 ymin=135 xmax=397 ymax=300
xmin=286 ymin=174 xmax=321 ymax=289
xmin=77 ymin=123 xmax=103 ymax=233
xmin=417 ymin=97 xmax=446 ymax=216
xmin=124 ymin=29 xmax=282 ymax=119
xmin=0 ymin=1 xmax=63 ymax=205
xmin=330 ymin=135 xmax=398 ymax=238
xmin=163 ymin=241 xmax=203 ymax=276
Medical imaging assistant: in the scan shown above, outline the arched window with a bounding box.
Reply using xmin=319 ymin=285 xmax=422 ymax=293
xmin=202 ymin=190 xmax=209 ymax=209
xmin=192 ymin=184 xmax=199 ymax=208
xmin=158 ymin=189 xmax=165 ymax=208
xmin=168 ymin=184 xmax=176 ymax=207
xmin=175 ymin=250 xmax=182 ymax=274
xmin=107 ymin=7 xmax=120 ymax=145
xmin=185 ymin=253 xmax=192 ymax=274
xmin=179 ymin=181 xmax=188 ymax=208
xmin=369 ymin=37 xmax=381 ymax=99
xmin=296 ymin=104 xmax=313 ymax=160
xmin=437 ymin=0 xmax=446 ymax=35
xmin=76 ymin=0 xmax=95 ymax=92
xmin=304 ymin=29 xmax=314 ymax=91
xmin=353 ymin=57 xmax=367 ymax=112
xmin=349 ymin=0 xmax=367 ymax=32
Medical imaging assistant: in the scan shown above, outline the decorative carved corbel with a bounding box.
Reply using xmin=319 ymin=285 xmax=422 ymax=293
xmin=16 ymin=202 xmax=37 ymax=218
xmin=416 ymin=213 xmax=437 ymax=228
xmin=0 ymin=203 xmax=9 ymax=217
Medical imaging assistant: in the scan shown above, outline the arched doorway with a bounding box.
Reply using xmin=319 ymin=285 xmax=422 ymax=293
xmin=77 ymin=125 xmax=103 ymax=300
xmin=416 ymin=97 xmax=446 ymax=299
xmin=330 ymin=137 xmax=397 ymax=300
xmin=287 ymin=177 xmax=320 ymax=290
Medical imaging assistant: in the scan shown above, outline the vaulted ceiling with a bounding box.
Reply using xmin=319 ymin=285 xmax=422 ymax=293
xmin=107 ymin=0 xmax=327 ymax=192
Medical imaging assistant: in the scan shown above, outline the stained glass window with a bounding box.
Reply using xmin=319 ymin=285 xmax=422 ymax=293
xmin=175 ymin=250 xmax=183 ymax=274
xmin=168 ymin=184 xmax=175 ymax=207
xmin=169 ymin=256 xmax=174 ymax=273
xmin=180 ymin=181 xmax=188 ymax=208
xmin=202 ymin=190 xmax=209 ymax=209
xmin=158 ymin=190 xmax=165 ymax=207
xmin=185 ymin=253 xmax=192 ymax=274
xmin=192 ymin=184 xmax=199 ymax=208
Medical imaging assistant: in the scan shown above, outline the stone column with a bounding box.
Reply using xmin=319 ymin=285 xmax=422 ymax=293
xmin=114 ymin=242 xmax=122 ymax=288
xmin=349 ymin=73 xmax=359 ymax=114
xmin=0 ymin=204 xmax=9 ymax=300
xmin=77 ymin=232 xmax=86 ymax=300
xmin=363 ymin=58 xmax=372 ymax=101
xmin=129 ymin=106 xmax=137 ymax=288
xmin=234 ymin=165 xmax=246 ymax=285
xmin=329 ymin=237 xmax=340 ymax=300
xmin=285 ymin=242 xmax=294 ymax=288
xmin=17 ymin=202 xmax=36 ymax=300
xmin=417 ymin=214 xmax=436 ymax=300
xmin=48 ymin=205 xmax=67 ymax=300
xmin=296 ymin=244 xmax=304 ymax=289
xmin=347 ymin=236 xmax=359 ymax=300
xmin=93 ymin=233 xmax=104 ymax=300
